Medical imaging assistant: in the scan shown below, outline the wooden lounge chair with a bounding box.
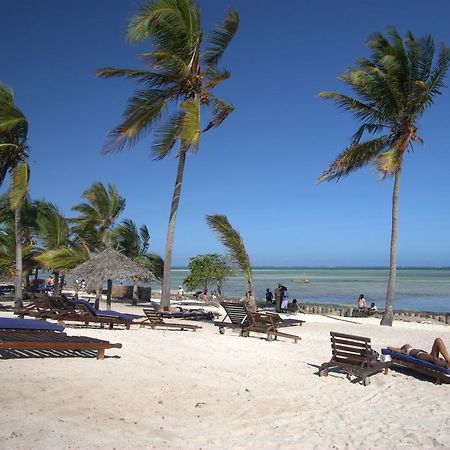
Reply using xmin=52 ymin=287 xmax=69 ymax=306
xmin=19 ymin=294 xmax=138 ymax=330
xmin=0 ymin=317 xmax=122 ymax=360
xmin=139 ymin=309 xmax=201 ymax=331
xmin=319 ymin=332 xmax=390 ymax=385
xmin=214 ymin=301 xmax=300 ymax=343
xmin=267 ymin=313 xmax=305 ymax=327
xmin=381 ymin=348 xmax=450 ymax=385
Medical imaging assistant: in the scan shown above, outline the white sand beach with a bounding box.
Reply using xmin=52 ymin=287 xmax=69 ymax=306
xmin=1 ymin=305 xmax=449 ymax=450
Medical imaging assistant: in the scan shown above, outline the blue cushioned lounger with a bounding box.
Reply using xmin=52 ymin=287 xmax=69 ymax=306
xmin=382 ymin=348 xmax=450 ymax=384
xmin=0 ymin=317 xmax=64 ymax=332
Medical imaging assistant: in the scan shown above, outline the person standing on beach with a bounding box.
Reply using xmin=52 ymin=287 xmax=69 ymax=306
xmin=275 ymin=284 xmax=283 ymax=313
xmin=265 ymin=288 xmax=274 ymax=304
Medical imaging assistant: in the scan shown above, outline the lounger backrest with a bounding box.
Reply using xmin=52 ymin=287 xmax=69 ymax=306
xmin=330 ymin=332 xmax=373 ymax=366
xmin=143 ymin=309 xmax=164 ymax=324
xmin=72 ymin=299 xmax=98 ymax=317
xmin=220 ymin=302 xmax=252 ymax=326
xmin=30 ymin=293 xmax=54 ymax=311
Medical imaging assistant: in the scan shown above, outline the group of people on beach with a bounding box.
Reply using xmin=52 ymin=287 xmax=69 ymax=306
xmin=265 ymin=285 xmax=301 ymax=313
xmin=357 ymin=294 xmax=377 ymax=312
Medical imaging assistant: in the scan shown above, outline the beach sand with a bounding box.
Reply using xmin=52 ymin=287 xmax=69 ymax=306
xmin=1 ymin=304 xmax=449 ymax=449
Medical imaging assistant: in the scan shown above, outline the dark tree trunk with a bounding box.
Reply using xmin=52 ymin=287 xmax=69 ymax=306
xmin=161 ymin=148 xmax=187 ymax=310
xmin=14 ymin=203 xmax=23 ymax=308
xmin=106 ymin=279 xmax=113 ymax=309
xmin=381 ymin=168 xmax=402 ymax=326
xmin=33 ymin=268 xmax=39 ymax=292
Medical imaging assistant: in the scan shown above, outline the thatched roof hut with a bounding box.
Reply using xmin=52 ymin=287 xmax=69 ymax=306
xmin=70 ymin=248 xmax=155 ymax=307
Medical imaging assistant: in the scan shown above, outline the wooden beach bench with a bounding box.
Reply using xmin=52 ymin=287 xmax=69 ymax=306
xmin=0 ymin=317 xmax=122 ymax=360
xmin=320 ymin=332 xmax=390 ymax=385
xmin=139 ymin=309 xmax=201 ymax=331
xmin=381 ymin=348 xmax=450 ymax=385
xmin=214 ymin=301 xmax=300 ymax=343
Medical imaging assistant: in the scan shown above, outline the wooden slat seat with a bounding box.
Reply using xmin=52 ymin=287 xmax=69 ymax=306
xmin=319 ymin=332 xmax=390 ymax=385
xmin=139 ymin=309 xmax=201 ymax=331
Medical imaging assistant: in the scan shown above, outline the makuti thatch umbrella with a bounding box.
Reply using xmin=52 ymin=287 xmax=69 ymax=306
xmin=70 ymin=248 xmax=155 ymax=308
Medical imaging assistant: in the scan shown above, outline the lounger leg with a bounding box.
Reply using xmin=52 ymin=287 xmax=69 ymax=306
xmin=126 ymin=324 xmax=130 ymax=330
xmin=109 ymin=323 xmax=113 ymax=330
xmin=97 ymin=349 xmax=105 ymax=360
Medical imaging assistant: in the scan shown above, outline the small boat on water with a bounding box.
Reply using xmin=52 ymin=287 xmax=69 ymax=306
xmin=293 ymin=279 xmax=310 ymax=284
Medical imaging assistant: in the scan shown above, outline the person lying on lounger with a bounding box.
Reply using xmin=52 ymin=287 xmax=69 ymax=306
xmin=388 ymin=338 xmax=450 ymax=369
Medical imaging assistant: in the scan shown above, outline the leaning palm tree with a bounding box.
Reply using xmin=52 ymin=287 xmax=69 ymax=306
xmin=206 ymin=214 xmax=255 ymax=312
xmin=97 ymin=0 xmax=239 ymax=309
xmin=109 ymin=218 xmax=164 ymax=305
xmin=318 ymin=28 xmax=450 ymax=326
xmin=0 ymin=84 xmax=29 ymax=307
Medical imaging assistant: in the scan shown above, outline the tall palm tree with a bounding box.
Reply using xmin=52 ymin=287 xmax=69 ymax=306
xmin=0 ymin=84 xmax=29 ymax=307
xmin=318 ymin=28 xmax=450 ymax=326
xmin=109 ymin=218 xmax=164 ymax=305
xmin=97 ymin=0 xmax=239 ymax=309
xmin=206 ymin=214 xmax=255 ymax=312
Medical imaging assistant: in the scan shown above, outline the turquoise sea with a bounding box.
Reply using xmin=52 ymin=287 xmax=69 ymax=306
xmin=165 ymin=267 xmax=450 ymax=313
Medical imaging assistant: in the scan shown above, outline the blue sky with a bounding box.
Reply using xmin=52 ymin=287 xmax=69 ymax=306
xmin=1 ymin=0 xmax=449 ymax=266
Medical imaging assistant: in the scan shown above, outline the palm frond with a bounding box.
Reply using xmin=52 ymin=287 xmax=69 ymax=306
xmin=205 ymin=214 xmax=252 ymax=287
xmin=203 ymin=96 xmax=234 ymax=132
xmin=8 ymin=163 xmax=29 ymax=210
xmin=180 ymin=99 xmax=200 ymax=150
xmin=102 ymin=89 xmax=175 ymax=153
xmin=96 ymin=67 xmax=176 ymax=88
xmin=203 ymin=7 xmax=239 ymax=65
xmin=152 ymin=110 xmax=184 ymax=160
xmin=318 ymin=136 xmax=391 ymax=182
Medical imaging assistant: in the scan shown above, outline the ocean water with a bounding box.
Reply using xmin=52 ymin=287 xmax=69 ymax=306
xmin=165 ymin=267 xmax=450 ymax=313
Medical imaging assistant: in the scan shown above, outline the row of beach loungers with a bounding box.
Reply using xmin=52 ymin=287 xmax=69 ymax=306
xmin=1 ymin=295 xmax=449 ymax=384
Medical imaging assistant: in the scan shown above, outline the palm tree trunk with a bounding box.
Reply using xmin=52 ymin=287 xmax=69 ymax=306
xmin=132 ymin=280 xmax=139 ymax=306
xmin=53 ymin=271 xmax=60 ymax=297
xmin=14 ymin=203 xmax=23 ymax=308
xmin=246 ymin=279 xmax=256 ymax=312
xmin=95 ymin=282 xmax=102 ymax=310
xmin=33 ymin=268 xmax=39 ymax=292
xmin=160 ymin=148 xmax=187 ymax=310
xmin=381 ymin=168 xmax=402 ymax=326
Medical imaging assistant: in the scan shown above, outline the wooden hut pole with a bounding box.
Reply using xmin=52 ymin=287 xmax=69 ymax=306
xmin=106 ymin=279 xmax=113 ymax=309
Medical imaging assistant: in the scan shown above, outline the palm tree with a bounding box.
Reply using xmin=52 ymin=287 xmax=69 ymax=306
xmin=318 ymin=28 xmax=450 ymax=326
xmin=205 ymin=214 xmax=255 ymax=312
xmin=34 ymin=202 xmax=71 ymax=296
xmin=72 ymin=182 xmax=126 ymax=252
xmin=0 ymin=225 xmax=37 ymax=281
xmin=97 ymin=0 xmax=239 ymax=310
xmin=71 ymin=182 xmax=125 ymax=305
xmin=109 ymin=218 xmax=164 ymax=305
xmin=0 ymin=84 xmax=29 ymax=307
